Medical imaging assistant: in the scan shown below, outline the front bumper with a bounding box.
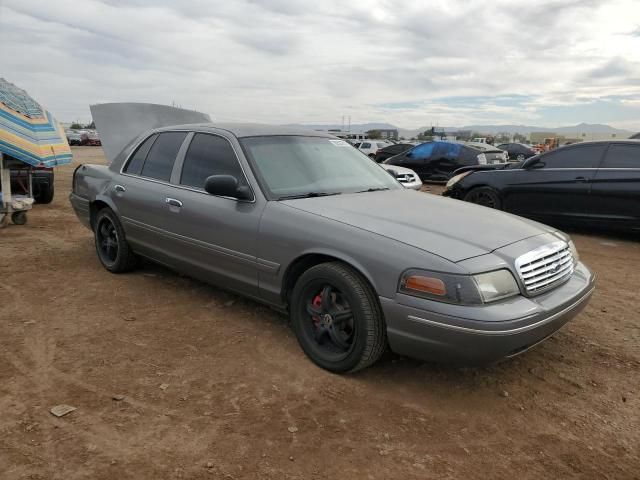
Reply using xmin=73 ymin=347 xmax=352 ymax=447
xmin=401 ymin=180 xmax=423 ymax=190
xmin=380 ymin=262 xmax=595 ymax=364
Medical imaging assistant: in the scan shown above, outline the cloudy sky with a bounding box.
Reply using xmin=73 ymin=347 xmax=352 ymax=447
xmin=2 ymin=0 xmax=639 ymax=129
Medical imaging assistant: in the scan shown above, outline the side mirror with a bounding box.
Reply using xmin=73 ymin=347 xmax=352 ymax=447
xmin=523 ymin=158 xmax=544 ymax=170
xmin=204 ymin=175 xmax=252 ymax=200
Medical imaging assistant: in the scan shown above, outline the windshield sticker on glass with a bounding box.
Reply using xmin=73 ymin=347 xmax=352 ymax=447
xmin=329 ymin=139 xmax=350 ymax=147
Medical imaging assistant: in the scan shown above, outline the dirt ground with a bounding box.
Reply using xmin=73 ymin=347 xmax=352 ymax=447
xmin=1 ymin=146 xmax=639 ymax=479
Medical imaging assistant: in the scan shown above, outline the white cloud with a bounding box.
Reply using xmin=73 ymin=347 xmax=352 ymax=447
xmin=1 ymin=0 xmax=639 ymax=129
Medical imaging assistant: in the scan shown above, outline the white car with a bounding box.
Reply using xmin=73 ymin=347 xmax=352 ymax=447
xmin=381 ymin=164 xmax=422 ymax=190
xmin=354 ymin=140 xmax=392 ymax=158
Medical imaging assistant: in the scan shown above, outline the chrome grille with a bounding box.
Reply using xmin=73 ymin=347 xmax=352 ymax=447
xmin=515 ymin=241 xmax=574 ymax=295
xmin=396 ymin=173 xmax=414 ymax=183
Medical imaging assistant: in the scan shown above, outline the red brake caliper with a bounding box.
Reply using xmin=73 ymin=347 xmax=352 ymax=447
xmin=311 ymin=294 xmax=323 ymax=326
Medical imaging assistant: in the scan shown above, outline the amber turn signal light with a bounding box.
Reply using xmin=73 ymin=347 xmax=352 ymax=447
xmin=404 ymin=276 xmax=447 ymax=296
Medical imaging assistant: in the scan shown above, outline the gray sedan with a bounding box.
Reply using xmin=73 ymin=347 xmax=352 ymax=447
xmin=70 ymin=123 xmax=595 ymax=373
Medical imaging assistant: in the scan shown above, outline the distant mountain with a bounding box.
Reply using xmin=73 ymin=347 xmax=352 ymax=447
xmin=282 ymin=122 xmax=398 ymax=132
xmin=458 ymin=123 xmax=633 ymax=137
xmin=285 ymin=122 xmax=635 ymax=139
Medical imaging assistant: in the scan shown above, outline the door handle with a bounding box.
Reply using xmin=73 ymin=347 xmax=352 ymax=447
xmin=114 ymin=184 xmax=126 ymax=192
xmin=574 ymin=176 xmax=589 ymax=183
xmin=165 ymin=197 xmax=183 ymax=208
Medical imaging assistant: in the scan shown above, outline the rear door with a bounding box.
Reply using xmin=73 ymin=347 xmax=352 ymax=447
xmin=504 ymin=144 xmax=607 ymax=222
xmin=429 ymin=142 xmax=462 ymax=180
xmin=159 ymin=132 xmax=263 ymax=296
xmin=589 ymin=143 xmax=640 ymax=227
xmin=113 ymin=131 xmax=189 ymax=260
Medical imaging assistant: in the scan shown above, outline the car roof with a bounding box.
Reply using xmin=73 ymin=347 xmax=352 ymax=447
xmin=154 ymin=123 xmax=335 ymax=139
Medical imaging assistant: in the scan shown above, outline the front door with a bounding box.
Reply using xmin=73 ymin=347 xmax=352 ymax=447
xmin=504 ymin=143 xmax=607 ymax=223
xmin=159 ymin=132 xmax=264 ymax=297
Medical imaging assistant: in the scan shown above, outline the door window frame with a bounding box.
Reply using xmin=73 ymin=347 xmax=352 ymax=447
xmin=172 ymin=132 xmax=256 ymax=202
xmin=119 ymin=130 xmax=256 ymax=203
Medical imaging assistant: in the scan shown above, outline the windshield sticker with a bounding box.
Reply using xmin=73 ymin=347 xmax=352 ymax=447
xmin=329 ymin=139 xmax=350 ymax=147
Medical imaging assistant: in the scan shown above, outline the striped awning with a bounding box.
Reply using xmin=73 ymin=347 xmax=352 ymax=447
xmin=0 ymin=78 xmax=72 ymax=167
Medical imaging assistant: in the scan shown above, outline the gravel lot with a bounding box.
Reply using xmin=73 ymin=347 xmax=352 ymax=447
xmin=1 ymin=147 xmax=639 ymax=479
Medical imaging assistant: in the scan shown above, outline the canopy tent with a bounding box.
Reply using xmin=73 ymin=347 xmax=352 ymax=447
xmin=0 ymin=78 xmax=72 ymax=167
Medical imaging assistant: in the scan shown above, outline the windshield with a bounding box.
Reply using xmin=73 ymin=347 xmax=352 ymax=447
xmin=240 ymin=136 xmax=401 ymax=199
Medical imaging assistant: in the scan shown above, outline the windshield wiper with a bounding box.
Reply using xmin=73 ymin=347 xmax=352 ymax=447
xmin=277 ymin=192 xmax=341 ymax=200
xmin=355 ymin=187 xmax=390 ymax=193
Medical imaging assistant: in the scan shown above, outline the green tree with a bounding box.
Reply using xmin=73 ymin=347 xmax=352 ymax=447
xmin=70 ymin=122 xmax=83 ymax=130
xmin=513 ymin=132 xmax=527 ymax=143
xmin=366 ymin=129 xmax=382 ymax=139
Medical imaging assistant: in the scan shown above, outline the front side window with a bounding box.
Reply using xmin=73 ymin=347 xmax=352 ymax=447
xmin=601 ymin=144 xmax=640 ymax=168
xmin=124 ymin=134 xmax=157 ymax=175
xmin=140 ymin=131 xmax=187 ymax=181
xmin=240 ymin=136 xmax=400 ymax=198
xmin=180 ymin=133 xmax=247 ymax=189
xmin=541 ymin=144 xmax=607 ymax=169
xmin=361 ymin=142 xmax=371 ymax=149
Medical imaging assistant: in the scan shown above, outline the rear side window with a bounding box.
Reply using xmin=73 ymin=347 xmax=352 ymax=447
xmin=140 ymin=132 xmax=187 ymax=181
xmin=436 ymin=143 xmax=461 ymax=158
xmin=124 ymin=134 xmax=157 ymax=175
xmin=542 ymin=144 xmax=606 ymax=168
xmin=409 ymin=142 xmax=435 ymax=160
xmin=180 ymin=133 xmax=246 ymax=189
xmin=601 ymin=144 xmax=640 ymax=168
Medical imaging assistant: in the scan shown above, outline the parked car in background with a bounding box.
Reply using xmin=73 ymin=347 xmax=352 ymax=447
xmin=66 ymin=130 xmax=83 ymax=146
xmin=354 ymin=140 xmax=391 ymax=158
xmin=463 ymin=142 xmax=509 ymax=163
xmin=497 ymin=142 xmax=537 ymax=161
xmin=444 ymin=140 xmax=640 ymax=230
xmin=82 ymin=131 xmax=102 ymax=146
xmin=380 ymin=164 xmax=422 ymax=190
xmin=70 ymin=120 xmax=594 ymax=373
xmin=374 ymin=143 xmax=414 ymax=163
xmin=384 ymin=141 xmax=506 ymax=182
xmin=9 ymin=165 xmax=55 ymax=204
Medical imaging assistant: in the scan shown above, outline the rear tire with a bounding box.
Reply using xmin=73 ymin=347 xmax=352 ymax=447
xmin=94 ymin=208 xmax=138 ymax=273
xmin=464 ymin=186 xmax=502 ymax=209
xmin=34 ymin=183 xmax=54 ymax=204
xmin=290 ymin=262 xmax=387 ymax=373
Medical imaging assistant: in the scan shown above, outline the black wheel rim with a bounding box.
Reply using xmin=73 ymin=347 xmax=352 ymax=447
xmin=96 ymin=217 xmax=119 ymax=265
xmin=300 ymin=282 xmax=356 ymax=361
xmin=468 ymin=190 xmax=497 ymax=208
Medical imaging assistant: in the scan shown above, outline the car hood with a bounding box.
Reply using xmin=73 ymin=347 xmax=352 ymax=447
xmin=282 ymin=189 xmax=556 ymax=263
xmin=90 ymin=103 xmax=211 ymax=163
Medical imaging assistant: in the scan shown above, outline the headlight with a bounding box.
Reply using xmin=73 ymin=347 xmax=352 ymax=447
xmin=399 ymin=268 xmax=520 ymax=305
xmin=568 ymin=239 xmax=579 ymax=265
xmin=472 ymin=270 xmax=520 ymax=303
xmin=446 ymin=171 xmax=471 ymax=189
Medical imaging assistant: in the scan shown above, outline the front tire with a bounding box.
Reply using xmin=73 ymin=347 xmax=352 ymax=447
xmin=464 ymin=186 xmax=502 ymax=209
xmin=94 ymin=208 xmax=138 ymax=273
xmin=290 ymin=262 xmax=387 ymax=373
